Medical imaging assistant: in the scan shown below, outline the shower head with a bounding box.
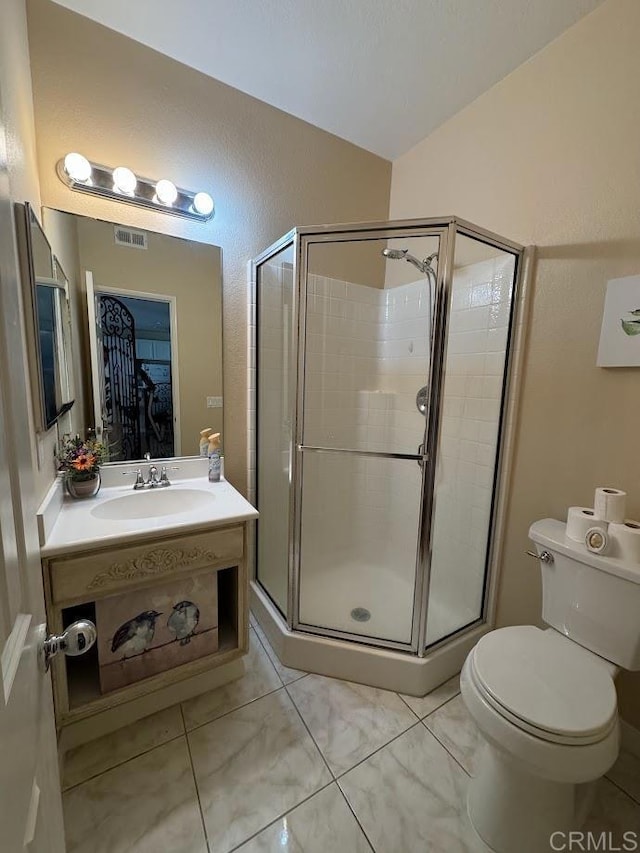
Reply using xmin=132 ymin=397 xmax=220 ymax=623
xmin=381 ymin=247 xmax=437 ymax=276
xmin=381 ymin=248 xmax=408 ymax=261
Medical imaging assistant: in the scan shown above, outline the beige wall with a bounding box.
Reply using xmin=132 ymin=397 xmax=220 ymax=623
xmin=390 ymin=0 xmax=640 ymax=722
xmin=2 ymin=2 xmax=40 ymax=207
xmin=1 ymin=0 xmax=61 ymax=505
xmin=73 ymin=215 xmax=223 ymax=455
xmin=308 ymin=241 xmax=386 ymax=288
xmin=27 ymin=0 xmax=392 ymax=493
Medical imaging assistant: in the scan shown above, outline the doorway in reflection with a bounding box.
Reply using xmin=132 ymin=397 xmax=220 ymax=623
xmin=95 ymin=291 xmax=175 ymax=461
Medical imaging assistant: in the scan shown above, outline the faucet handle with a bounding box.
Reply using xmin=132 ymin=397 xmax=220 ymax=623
xmin=159 ymin=466 xmax=171 ymax=487
xmin=123 ymin=469 xmax=146 ymax=490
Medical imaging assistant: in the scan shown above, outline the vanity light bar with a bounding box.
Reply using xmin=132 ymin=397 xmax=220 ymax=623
xmin=56 ymin=153 xmax=215 ymax=222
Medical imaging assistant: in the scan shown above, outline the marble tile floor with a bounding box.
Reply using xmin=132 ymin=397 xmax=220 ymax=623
xmin=62 ymin=620 xmax=640 ymax=853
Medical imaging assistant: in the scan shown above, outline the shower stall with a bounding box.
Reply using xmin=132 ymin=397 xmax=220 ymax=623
xmin=250 ymin=217 xmax=527 ymax=695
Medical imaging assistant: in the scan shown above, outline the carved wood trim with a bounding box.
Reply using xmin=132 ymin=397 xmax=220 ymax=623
xmin=49 ymin=525 xmax=243 ymax=605
xmin=87 ymin=545 xmax=220 ymax=590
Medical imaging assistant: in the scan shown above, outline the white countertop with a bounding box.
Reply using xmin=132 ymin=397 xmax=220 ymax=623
xmin=40 ymin=476 xmax=258 ymax=558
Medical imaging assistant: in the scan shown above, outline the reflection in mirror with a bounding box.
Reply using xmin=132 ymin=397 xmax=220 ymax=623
xmin=16 ymin=203 xmax=75 ymax=430
xmin=42 ymin=209 xmax=223 ymax=462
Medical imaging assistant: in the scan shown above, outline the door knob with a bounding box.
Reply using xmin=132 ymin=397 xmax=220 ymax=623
xmin=42 ymin=619 xmax=97 ymax=671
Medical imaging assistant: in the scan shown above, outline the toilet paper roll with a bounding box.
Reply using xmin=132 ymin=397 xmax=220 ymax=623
xmin=585 ymin=527 xmax=610 ymax=555
xmin=594 ymin=487 xmax=627 ymax=524
xmin=566 ymin=507 xmax=606 ymax=542
xmin=608 ymin=520 xmax=640 ymax=564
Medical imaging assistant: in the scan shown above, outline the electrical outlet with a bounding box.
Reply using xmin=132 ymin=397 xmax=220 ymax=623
xmin=207 ymin=396 xmax=223 ymax=408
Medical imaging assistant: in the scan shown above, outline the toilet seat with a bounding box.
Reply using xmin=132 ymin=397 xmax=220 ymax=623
xmin=468 ymin=626 xmax=617 ymax=746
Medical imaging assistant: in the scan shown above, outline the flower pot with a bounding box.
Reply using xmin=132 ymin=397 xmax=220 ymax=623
xmin=66 ymin=471 xmax=101 ymax=500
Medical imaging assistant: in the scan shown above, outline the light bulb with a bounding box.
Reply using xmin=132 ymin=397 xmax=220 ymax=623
xmin=155 ymin=179 xmax=178 ymax=205
xmin=64 ymin=152 xmax=92 ymax=183
xmin=112 ymin=166 xmax=137 ymax=195
xmin=192 ymin=191 xmax=214 ymax=217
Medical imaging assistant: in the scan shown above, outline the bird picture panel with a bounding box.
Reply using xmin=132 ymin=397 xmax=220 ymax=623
xmin=95 ymin=570 xmax=219 ymax=693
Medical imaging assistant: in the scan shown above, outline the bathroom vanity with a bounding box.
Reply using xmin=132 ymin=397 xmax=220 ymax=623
xmin=39 ymin=464 xmax=258 ymax=750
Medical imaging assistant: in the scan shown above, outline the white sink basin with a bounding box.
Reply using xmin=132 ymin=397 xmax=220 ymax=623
xmin=91 ymin=488 xmax=215 ymax=521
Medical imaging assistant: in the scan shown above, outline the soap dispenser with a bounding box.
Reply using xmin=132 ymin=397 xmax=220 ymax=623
xmin=208 ymin=433 xmax=221 ymax=482
xmin=199 ymin=427 xmax=213 ymax=457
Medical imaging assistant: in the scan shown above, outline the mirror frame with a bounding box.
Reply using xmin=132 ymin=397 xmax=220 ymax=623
xmin=15 ymin=202 xmax=74 ymax=431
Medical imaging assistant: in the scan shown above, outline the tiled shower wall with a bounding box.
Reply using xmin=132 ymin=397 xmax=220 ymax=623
xmin=378 ymin=278 xmax=432 ymax=454
xmin=304 ymin=275 xmax=380 ymax=451
xmin=251 ymin=256 xmax=513 ymax=645
xmin=302 ymin=275 xmax=428 ymax=592
xmin=305 ymin=273 xmax=431 ymax=455
xmin=426 ymin=255 xmax=514 ymax=643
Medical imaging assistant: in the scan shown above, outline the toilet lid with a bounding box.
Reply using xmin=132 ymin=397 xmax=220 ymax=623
xmin=472 ymin=627 xmax=617 ymax=740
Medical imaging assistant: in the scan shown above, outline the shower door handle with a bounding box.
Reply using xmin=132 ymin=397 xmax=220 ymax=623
xmin=298 ymin=445 xmax=424 ymax=461
xmin=417 ymin=443 xmax=426 ymax=470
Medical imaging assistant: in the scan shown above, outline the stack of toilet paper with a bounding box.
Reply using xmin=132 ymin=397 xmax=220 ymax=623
xmin=566 ymin=488 xmax=640 ymax=563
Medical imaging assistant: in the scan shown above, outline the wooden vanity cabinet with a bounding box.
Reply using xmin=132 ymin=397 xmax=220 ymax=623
xmin=42 ymin=521 xmax=250 ymax=746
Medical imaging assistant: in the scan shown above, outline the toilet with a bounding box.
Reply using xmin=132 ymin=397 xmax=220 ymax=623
xmin=461 ymin=517 xmax=640 ymax=853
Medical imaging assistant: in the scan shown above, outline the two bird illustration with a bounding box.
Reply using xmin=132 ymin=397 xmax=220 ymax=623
xmin=111 ymin=600 xmax=200 ymax=659
xmin=110 ymin=610 xmax=163 ymax=658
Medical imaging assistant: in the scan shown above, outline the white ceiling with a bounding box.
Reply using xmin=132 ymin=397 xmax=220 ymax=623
xmin=52 ymin=0 xmax=603 ymax=159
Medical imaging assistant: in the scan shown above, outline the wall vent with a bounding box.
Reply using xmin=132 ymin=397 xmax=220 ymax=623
xmin=114 ymin=226 xmax=148 ymax=250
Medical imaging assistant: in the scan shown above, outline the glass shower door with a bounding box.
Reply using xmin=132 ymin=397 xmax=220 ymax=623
xmin=424 ymin=234 xmax=518 ymax=647
xmin=296 ymin=234 xmax=440 ymax=648
xmin=256 ymin=243 xmax=294 ymax=616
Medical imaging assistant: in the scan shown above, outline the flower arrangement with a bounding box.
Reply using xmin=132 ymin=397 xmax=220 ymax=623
xmin=58 ymin=435 xmax=108 ymax=482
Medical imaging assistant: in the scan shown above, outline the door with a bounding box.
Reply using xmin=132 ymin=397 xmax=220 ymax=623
xmin=86 ymin=270 xmax=109 ymax=447
xmin=295 ymin=231 xmax=442 ymax=650
xmin=86 ymin=273 xmax=178 ymax=460
xmin=423 ymin=234 xmax=519 ymax=647
xmin=96 ymin=292 xmax=140 ymax=460
xmin=0 ymin=123 xmax=65 ymax=851
xmin=255 ymin=242 xmax=295 ymax=616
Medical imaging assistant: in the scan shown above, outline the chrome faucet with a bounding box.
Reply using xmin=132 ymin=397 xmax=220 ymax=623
xmin=123 ymin=460 xmax=177 ymax=489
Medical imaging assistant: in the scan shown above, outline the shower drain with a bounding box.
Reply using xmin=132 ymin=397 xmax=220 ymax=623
xmin=350 ymin=607 xmax=371 ymax=623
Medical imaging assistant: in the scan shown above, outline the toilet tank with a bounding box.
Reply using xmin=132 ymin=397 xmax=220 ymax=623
xmin=529 ymin=518 xmax=640 ymax=671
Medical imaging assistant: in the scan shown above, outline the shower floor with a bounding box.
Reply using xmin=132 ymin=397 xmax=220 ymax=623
xmin=298 ymin=559 xmax=472 ymax=647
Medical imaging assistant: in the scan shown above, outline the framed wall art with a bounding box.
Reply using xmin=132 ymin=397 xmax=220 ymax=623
xmin=597 ymin=275 xmax=640 ymax=367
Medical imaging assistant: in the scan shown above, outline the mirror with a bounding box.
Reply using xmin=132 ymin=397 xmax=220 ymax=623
xmin=16 ymin=203 xmax=75 ymax=431
xmin=42 ymin=209 xmax=223 ymax=462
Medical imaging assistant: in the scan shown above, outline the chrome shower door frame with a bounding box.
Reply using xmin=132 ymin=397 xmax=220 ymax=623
xmin=254 ymin=216 xmax=526 ymax=657
xmin=292 ymin=220 xmax=450 ymax=653
xmin=417 ymin=221 xmax=526 ymax=656
xmin=252 ymin=228 xmax=299 ymax=626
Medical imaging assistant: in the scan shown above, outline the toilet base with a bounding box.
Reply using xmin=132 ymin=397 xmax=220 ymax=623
xmin=467 ymin=743 xmax=596 ymax=853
